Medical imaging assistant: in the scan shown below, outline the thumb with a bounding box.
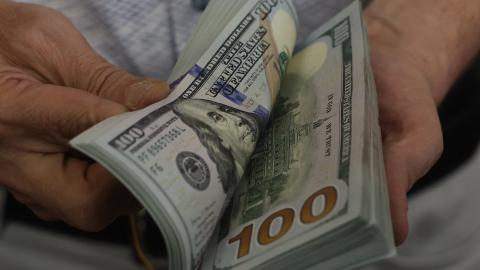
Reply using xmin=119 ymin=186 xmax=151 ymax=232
xmin=63 ymin=54 xmax=170 ymax=110
xmin=0 ymin=82 xmax=127 ymax=139
xmin=0 ymin=2 xmax=170 ymax=111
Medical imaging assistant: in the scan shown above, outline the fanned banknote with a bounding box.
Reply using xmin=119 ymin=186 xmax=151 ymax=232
xmin=71 ymin=1 xmax=395 ymax=269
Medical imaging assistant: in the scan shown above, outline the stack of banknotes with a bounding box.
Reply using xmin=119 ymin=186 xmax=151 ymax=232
xmin=71 ymin=0 xmax=395 ymax=269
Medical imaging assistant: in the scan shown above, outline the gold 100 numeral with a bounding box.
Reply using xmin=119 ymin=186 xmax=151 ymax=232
xmin=228 ymin=186 xmax=338 ymax=259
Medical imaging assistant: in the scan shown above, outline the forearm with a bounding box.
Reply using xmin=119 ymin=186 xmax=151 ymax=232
xmin=365 ymin=0 xmax=480 ymax=104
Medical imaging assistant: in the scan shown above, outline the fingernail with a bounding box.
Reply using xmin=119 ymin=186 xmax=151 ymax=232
xmin=126 ymin=79 xmax=170 ymax=110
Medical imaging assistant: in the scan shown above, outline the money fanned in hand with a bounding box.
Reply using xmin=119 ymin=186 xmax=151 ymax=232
xmin=71 ymin=0 xmax=395 ymax=269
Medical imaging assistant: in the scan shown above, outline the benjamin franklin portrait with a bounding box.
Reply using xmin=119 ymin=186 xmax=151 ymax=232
xmin=172 ymin=99 xmax=262 ymax=194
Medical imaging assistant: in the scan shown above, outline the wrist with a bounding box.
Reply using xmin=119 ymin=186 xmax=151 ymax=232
xmin=365 ymin=0 xmax=480 ymax=104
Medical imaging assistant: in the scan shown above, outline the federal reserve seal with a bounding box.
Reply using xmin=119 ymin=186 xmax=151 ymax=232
xmin=176 ymin=151 xmax=210 ymax=190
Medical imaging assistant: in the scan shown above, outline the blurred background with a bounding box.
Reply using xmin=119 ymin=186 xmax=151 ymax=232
xmin=1 ymin=0 xmax=479 ymax=269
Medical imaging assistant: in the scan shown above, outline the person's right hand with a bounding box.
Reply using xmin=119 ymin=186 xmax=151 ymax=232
xmin=365 ymin=17 xmax=443 ymax=245
xmin=0 ymin=1 xmax=169 ymax=231
xmin=365 ymin=0 xmax=480 ymax=245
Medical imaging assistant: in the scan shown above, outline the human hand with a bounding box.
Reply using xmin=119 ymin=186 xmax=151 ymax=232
xmin=366 ymin=27 xmax=443 ymax=245
xmin=0 ymin=1 xmax=169 ymax=231
xmin=365 ymin=0 xmax=480 ymax=245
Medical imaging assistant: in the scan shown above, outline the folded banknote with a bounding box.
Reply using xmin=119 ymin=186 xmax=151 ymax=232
xmin=71 ymin=1 xmax=395 ymax=269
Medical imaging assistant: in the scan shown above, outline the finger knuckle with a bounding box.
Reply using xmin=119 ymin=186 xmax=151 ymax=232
xmin=68 ymin=194 xmax=112 ymax=232
xmin=63 ymin=108 xmax=97 ymax=137
xmin=11 ymin=191 xmax=30 ymax=205
xmin=20 ymin=3 xmax=67 ymax=25
xmin=434 ymin=132 xmax=444 ymax=160
xmin=33 ymin=210 xmax=57 ymax=222
xmin=1 ymin=3 xmax=62 ymax=35
xmin=0 ymin=3 xmax=73 ymax=67
xmin=436 ymin=145 xmax=444 ymax=162
xmin=426 ymin=126 xmax=444 ymax=167
xmin=87 ymin=64 xmax=126 ymax=95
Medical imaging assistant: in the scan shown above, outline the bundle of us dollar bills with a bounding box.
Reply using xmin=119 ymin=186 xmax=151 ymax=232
xmin=71 ymin=0 xmax=395 ymax=269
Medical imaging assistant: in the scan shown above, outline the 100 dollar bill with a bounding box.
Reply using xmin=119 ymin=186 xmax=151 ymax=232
xmin=72 ymin=0 xmax=298 ymax=269
xmin=201 ymin=3 xmax=370 ymax=269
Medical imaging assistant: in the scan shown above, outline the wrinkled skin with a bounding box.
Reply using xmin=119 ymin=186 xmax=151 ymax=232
xmin=365 ymin=0 xmax=480 ymax=244
xmin=0 ymin=1 xmax=169 ymax=231
xmin=366 ymin=21 xmax=443 ymax=244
